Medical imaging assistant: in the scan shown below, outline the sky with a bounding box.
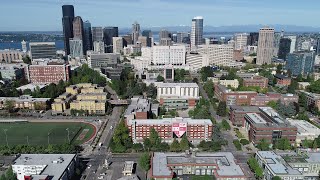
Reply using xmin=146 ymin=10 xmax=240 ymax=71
xmin=0 ymin=0 xmax=320 ymax=31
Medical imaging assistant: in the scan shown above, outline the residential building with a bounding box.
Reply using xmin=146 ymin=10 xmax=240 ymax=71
xmin=219 ymin=79 xmax=239 ymax=89
xmin=191 ymin=16 xmax=203 ymax=50
xmin=113 ymin=37 xmax=124 ymax=54
xmin=286 ymin=51 xmax=315 ymax=76
xmin=92 ymin=27 xmax=104 ymax=42
xmin=62 ymin=5 xmax=74 ymax=55
xmin=51 ymin=92 xmax=76 ymax=115
xmin=243 ymin=76 xmax=268 ymax=88
xmin=274 ymin=74 xmax=291 ymax=86
xmin=151 ymin=152 xmax=247 ymax=180
xmin=69 ymin=38 xmax=83 ymax=58
xmin=29 ymin=42 xmax=56 ymax=60
xmin=298 ymin=82 xmax=310 ymax=90
xmin=288 ymin=119 xmax=320 ymax=144
xmin=132 ymin=22 xmax=140 ymax=44
xmin=127 ymin=117 xmax=213 ymax=144
xmin=12 ymin=154 xmax=77 ymax=180
xmin=124 ymin=96 xmax=153 ymax=121
xmin=234 ymin=33 xmax=248 ymax=50
xmin=27 ymin=63 xmax=70 ymax=84
xmin=301 ymin=91 xmax=320 ymax=110
xmin=186 ymin=52 xmax=208 ymax=71
xmin=198 ymin=44 xmax=234 ymax=66
xmin=247 ymin=32 xmax=259 ymax=46
xmin=256 ymin=151 xmax=320 ymax=180
xmin=244 ymin=107 xmax=297 ymax=145
xmin=21 ymin=40 xmax=27 ymax=53
xmin=157 ymin=83 xmax=199 ymax=109
xmin=83 ymin=20 xmax=93 ymax=52
xmin=93 ymin=41 xmax=105 ymax=53
xmin=0 ymin=49 xmax=23 ymax=63
xmin=278 ymin=38 xmax=291 ymax=60
xmin=152 ymin=45 xmax=186 ymax=66
xmin=257 ymin=27 xmax=275 ymax=65
xmin=103 ymin=27 xmax=118 ymax=53
xmin=87 ymin=52 xmax=119 ymax=68
xmin=214 ymin=84 xmax=257 ymax=106
xmin=0 ymin=95 xmax=49 ymax=110
xmin=287 ymin=35 xmax=297 ymax=53
xmin=0 ymin=63 xmax=25 ymax=80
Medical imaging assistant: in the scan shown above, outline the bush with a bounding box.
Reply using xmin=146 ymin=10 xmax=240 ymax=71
xmin=233 ymin=140 xmax=242 ymax=150
xmin=240 ymin=139 xmax=250 ymax=145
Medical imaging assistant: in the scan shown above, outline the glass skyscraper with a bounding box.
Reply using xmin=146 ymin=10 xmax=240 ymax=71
xmin=286 ymin=52 xmax=315 ymax=76
xmin=103 ymin=27 xmax=118 ymax=53
xmin=62 ymin=5 xmax=75 ymax=55
xmin=84 ymin=21 xmax=93 ymax=52
xmin=191 ymin=16 xmax=203 ymax=51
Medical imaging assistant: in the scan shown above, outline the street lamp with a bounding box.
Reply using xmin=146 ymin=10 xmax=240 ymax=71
xmin=3 ymin=129 xmax=8 ymax=147
xmin=66 ymin=128 xmax=70 ymax=144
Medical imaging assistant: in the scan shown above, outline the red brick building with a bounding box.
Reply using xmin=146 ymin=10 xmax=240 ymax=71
xmin=244 ymin=107 xmax=297 ymax=145
xmin=126 ymin=117 xmax=213 ymax=144
xmin=229 ymin=106 xmax=260 ymax=127
xmin=250 ymin=93 xmax=298 ymax=106
xmin=274 ymin=74 xmax=291 ymax=86
xmin=243 ymin=76 xmax=268 ymax=88
xmin=27 ymin=64 xmax=70 ymax=84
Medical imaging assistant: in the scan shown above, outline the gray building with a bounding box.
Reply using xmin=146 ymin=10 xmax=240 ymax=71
xmin=0 ymin=64 xmax=25 ymax=80
xmin=257 ymin=27 xmax=275 ymax=65
xmin=132 ymin=22 xmax=140 ymax=44
xmin=286 ymin=51 xmax=315 ymax=76
xmin=191 ymin=16 xmax=203 ymax=50
xmin=87 ymin=53 xmax=120 ymax=68
xmin=103 ymin=27 xmax=118 ymax=53
xmin=62 ymin=5 xmax=74 ymax=55
xmin=69 ymin=38 xmax=83 ymax=58
xmin=29 ymin=42 xmax=56 ymax=60
xmin=92 ymin=27 xmax=104 ymax=42
xmin=83 ymin=20 xmax=93 ymax=52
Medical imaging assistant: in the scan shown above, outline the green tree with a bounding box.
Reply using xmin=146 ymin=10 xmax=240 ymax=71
xmin=275 ymin=138 xmax=291 ymax=150
xmin=180 ymin=135 xmax=190 ymax=151
xmin=267 ymin=101 xmax=277 ymax=109
xmin=143 ymin=138 xmax=152 ymax=151
xmin=156 ymin=75 xmax=165 ymax=82
xmin=217 ymin=101 xmax=227 ymax=116
xmin=248 ymin=157 xmax=263 ymax=179
xmin=170 ymin=138 xmax=181 ymax=152
xmin=257 ymin=139 xmax=270 ymax=151
xmin=5 ymin=167 xmax=16 ymax=180
xmin=272 ymin=176 xmax=282 ymax=180
xmin=220 ymin=119 xmax=231 ymax=131
xmin=4 ymin=100 xmax=15 ymax=112
xmin=110 ymin=120 xmax=133 ymax=153
xmin=200 ymin=66 xmax=214 ymax=82
xmin=203 ymin=80 xmax=215 ymax=98
xmin=0 ymin=174 xmax=5 ymax=180
xmin=139 ymin=153 xmax=151 ymax=179
xmin=276 ymin=64 xmax=283 ymax=74
xmin=22 ymin=55 xmax=31 ymax=64
xmin=240 ymin=139 xmax=250 ymax=145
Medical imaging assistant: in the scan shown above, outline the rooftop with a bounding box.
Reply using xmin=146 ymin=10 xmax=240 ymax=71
xmin=128 ymin=117 xmax=212 ymax=126
xmin=288 ymin=120 xmax=320 ymax=136
xmin=230 ymin=105 xmax=260 ymax=113
xmin=13 ymin=154 xmax=76 ymax=180
xmin=157 ymin=83 xmax=198 ymax=88
xmin=246 ymin=113 xmax=267 ymax=124
xmin=125 ymin=96 xmax=151 ymax=116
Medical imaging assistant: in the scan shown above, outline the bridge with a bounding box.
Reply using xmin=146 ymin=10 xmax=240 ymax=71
xmin=108 ymin=100 xmax=129 ymax=105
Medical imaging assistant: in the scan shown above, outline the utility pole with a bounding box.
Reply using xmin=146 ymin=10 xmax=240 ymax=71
xmin=3 ymin=129 xmax=8 ymax=147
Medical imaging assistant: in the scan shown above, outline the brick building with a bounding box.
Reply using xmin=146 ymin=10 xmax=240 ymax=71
xmin=126 ymin=117 xmax=213 ymax=144
xmin=0 ymin=95 xmax=49 ymax=110
xmin=243 ymin=76 xmax=268 ymax=88
xmin=244 ymin=107 xmax=297 ymax=145
xmin=250 ymin=93 xmax=298 ymax=106
xmin=274 ymin=74 xmax=291 ymax=86
xmin=27 ymin=63 xmax=70 ymax=84
xmin=214 ymin=84 xmax=257 ymax=106
xmin=229 ymin=106 xmax=260 ymax=127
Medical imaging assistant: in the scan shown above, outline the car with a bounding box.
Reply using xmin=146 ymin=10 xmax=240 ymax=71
xmin=98 ymin=176 xmax=103 ymax=179
xmin=87 ymin=164 xmax=92 ymax=169
xmin=110 ymin=126 xmax=113 ymax=130
xmin=100 ymin=173 xmax=106 ymax=176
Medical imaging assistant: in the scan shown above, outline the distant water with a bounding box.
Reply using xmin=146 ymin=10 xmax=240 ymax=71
xmin=0 ymin=40 xmax=64 ymax=50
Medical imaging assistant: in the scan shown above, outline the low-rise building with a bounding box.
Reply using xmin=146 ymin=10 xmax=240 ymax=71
xmin=274 ymin=74 xmax=291 ymax=86
xmin=301 ymin=91 xmax=320 ymax=110
xmin=219 ymin=79 xmax=239 ymax=89
xmin=250 ymin=93 xmax=298 ymax=106
xmin=256 ymin=151 xmax=320 ymax=180
xmin=0 ymin=49 xmax=23 ymax=63
xmin=244 ymin=107 xmax=297 ymax=146
xmin=0 ymin=63 xmax=25 ymax=80
xmin=124 ymin=96 xmax=152 ymax=121
xmin=27 ymin=63 xmax=70 ymax=84
xmin=229 ymin=106 xmax=260 ymax=127
xmin=127 ymin=117 xmax=213 ymax=144
xmin=243 ymin=76 xmax=268 ymax=88
xmin=151 ymin=152 xmax=248 ymax=180
xmin=12 ymin=154 xmax=77 ymax=180
xmin=87 ymin=52 xmax=120 ymax=68
xmin=0 ymin=95 xmax=49 ymax=110
xmin=16 ymin=83 xmax=47 ymax=92
xmin=288 ymin=119 xmax=320 ymax=144
xmin=51 ymin=93 xmax=75 ymax=115
xmin=157 ymin=83 xmax=199 ymax=109
xmin=298 ymin=82 xmax=310 ymax=90
xmin=122 ymin=161 xmax=134 ymax=176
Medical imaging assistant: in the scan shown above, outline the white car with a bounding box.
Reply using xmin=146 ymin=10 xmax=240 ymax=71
xmin=110 ymin=126 xmax=113 ymax=130
xmin=87 ymin=164 xmax=92 ymax=169
xmin=100 ymin=173 xmax=106 ymax=176
xmin=98 ymin=176 xmax=104 ymax=179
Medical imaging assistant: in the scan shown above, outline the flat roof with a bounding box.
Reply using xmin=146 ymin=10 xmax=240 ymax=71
xmin=246 ymin=113 xmax=267 ymax=124
xmin=125 ymin=97 xmax=151 ymax=116
xmin=152 ymin=152 xmax=245 ymax=177
xmin=157 ymin=83 xmax=199 ymax=88
xmin=128 ymin=118 xmax=212 ymax=126
xmin=259 ymin=107 xmax=284 ymax=124
xmin=288 ymin=120 xmax=320 ymax=136
xmin=230 ymin=105 xmax=260 ymax=113
xmin=16 ymin=83 xmax=48 ymax=91
xmin=13 ymin=154 xmax=76 ymax=180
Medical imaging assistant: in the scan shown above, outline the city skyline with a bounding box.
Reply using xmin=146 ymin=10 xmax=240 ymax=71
xmin=1 ymin=0 xmax=320 ymax=31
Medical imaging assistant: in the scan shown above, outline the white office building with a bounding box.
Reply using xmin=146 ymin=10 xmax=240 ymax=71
xmin=287 ymin=35 xmax=297 ymax=53
xmin=288 ymin=119 xmax=320 ymax=144
xmin=87 ymin=52 xmax=119 ymax=68
xmin=198 ymin=44 xmax=234 ymax=66
xmin=152 ymin=45 xmax=186 ymax=66
xmin=69 ymin=38 xmax=83 ymax=58
xmin=93 ymin=41 xmax=105 ymax=54
xmin=113 ymin=37 xmax=123 ymax=54
xmin=186 ymin=52 xmax=208 ymax=71
xmin=234 ymin=33 xmax=248 ymax=50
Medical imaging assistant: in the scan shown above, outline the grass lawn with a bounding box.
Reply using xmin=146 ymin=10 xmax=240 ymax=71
xmin=191 ymin=175 xmax=215 ymax=180
xmin=0 ymin=122 xmax=95 ymax=146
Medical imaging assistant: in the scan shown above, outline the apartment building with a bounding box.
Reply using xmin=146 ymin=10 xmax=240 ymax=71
xmin=274 ymin=74 xmax=291 ymax=86
xmin=157 ymin=83 xmax=199 ymax=109
xmin=0 ymin=95 xmax=49 ymax=110
xmin=243 ymin=76 xmax=268 ymax=88
xmin=198 ymin=44 xmax=234 ymax=67
xmin=152 ymin=45 xmax=186 ymax=66
xmin=127 ymin=117 xmax=213 ymax=144
xmin=27 ymin=63 xmax=70 ymax=84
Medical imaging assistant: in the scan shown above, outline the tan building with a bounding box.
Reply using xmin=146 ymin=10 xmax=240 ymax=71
xmin=0 ymin=50 xmax=23 ymax=63
xmin=257 ymin=27 xmax=275 ymax=65
xmin=70 ymin=100 xmax=106 ymax=115
xmin=0 ymin=95 xmax=49 ymax=110
xmin=219 ymin=79 xmax=239 ymax=89
xmin=51 ymin=93 xmax=75 ymax=115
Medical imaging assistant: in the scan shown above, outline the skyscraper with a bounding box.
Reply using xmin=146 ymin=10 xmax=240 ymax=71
xmin=286 ymin=52 xmax=315 ymax=76
xmin=62 ymin=5 xmax=75 ymax=56
xmin=72 ymin=16 xmax=85 ymax=55
xmin=191 ymin=16 xmax=203 ymax=50
xmin=316 ymin=38 xmax=320 ymax=55
xmin=132 ymin=22 xmax=140 ymax=44
xmin=257 ymin=27 xmax=275 ymax=65
xmin=176 ymin=32 xmax=189 ymax=44
xmin=273 ymin=32 xmax=281 ymax=56
xmin=234 ymin=33 xmax=248 ymax=50
xmin=247 ymin=32 xmax=259 ymax=46
xmin=69 ymin=39 xmax=83 ymax=58
xmin=278 ymin=38 xmax=291 ymax=60
xmin=142 ymin=30 xmax=152 ymax=38
xmin=104 ymin=27 xmax=118 ymax=53
xmin=83 ymin=21 xmax=93 ymax=52
xmin=287 ymin=36 xmax=297 ymax=53
xmin=92 ymin=27 xmax=104 ymax=42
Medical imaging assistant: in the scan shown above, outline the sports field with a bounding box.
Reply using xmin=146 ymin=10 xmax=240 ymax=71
xmin=0 ymin=122 xmax=96 ymax=146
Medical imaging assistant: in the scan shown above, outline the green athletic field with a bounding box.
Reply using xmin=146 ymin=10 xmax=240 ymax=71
xmin=0 ymin=122 xmax=95 ymax=146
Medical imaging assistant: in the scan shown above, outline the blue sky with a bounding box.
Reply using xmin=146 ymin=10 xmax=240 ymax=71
xmin=0 ymin=0 xmax=319 ymax=31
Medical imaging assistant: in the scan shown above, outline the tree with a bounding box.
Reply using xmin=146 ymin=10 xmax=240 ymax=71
xmin=180 ymin=135 xmax=190 ymax=151
xmin=0 ymin=174 xmax=5 ymax=180
xmin=276 ymin=64 xmax=283 ymax=74
xmin=299 ymin=93 xmax=307 ymax=109
xmin=143 ymin=138 xmax=152 ymax=151
xmin=146 ymin=83 xmax=157 ymax=99
xmin=217 ymin=101 xmax=227 ymax=116
xmin=110 ymin=120 xmax=133 ymax=153
xmin=156 ymin=75 xmax=165 ymax=82
xmin=248 ymin=157 xmax=263 ymax=179
xmin=240 ymin=139 xmax=250 ymax=145
xmin=170 ymin=138 xmax=180 ymax=152
xmin=220 ymin=119 xmax=231 ymax=131
xmin=139 ymin=153 xmax=151 ymax=179
xmin=275 ymin=138 xmax=291 ymax=150
xmin=203 ymin=80 xmax=215 ymax=98
xmin=22 ymin=55 xmax=31 ymax=64
xmin=4 ymin=100 xmax=15 ymax=112
xmin=257 ymin=139 xmax=270 ymax=150
xmin=272 ymin=176 xmax=282 ymax=180
xmin=200 ymin=66 xmax=214 ymax=82
xmin=5 ymin=167 xmax=16 ymax=180
xmin=267 ymin=101 xmax=277 ymax=109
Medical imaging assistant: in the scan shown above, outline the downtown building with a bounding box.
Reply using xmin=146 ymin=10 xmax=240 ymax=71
xmin=132 ymin=22 xmax=140 ymax=44
xmin=62 ymin=5 xmax=74 ymax=55
xmin=197 ymin=44 xmax=234 ymax=67
xmin=234 ymin=33 xmax=248 ymax=50
xmin=286 ymin=51 xmax=315 ymax=76
xmin=0 ymin=49 xmax=23 ymax=63
xmin=87 ymin=52 xmax=119 ymax=68
xmin=127 ymin=117 xmax=213 ymax=144
xmin=152 ymin=45 xmax=186 ymax=65
xmin=191 ymin=16 xmax=203 ymax=50
xmin=29 ymin=42 xmax=56 ymax=60
xmin=157 ymin=83 xmax=199 ymax=109
xmin=103 ymin=27 xmax=118 ymax=53
xmin=257 ymin=27 xmax=275 ymax=65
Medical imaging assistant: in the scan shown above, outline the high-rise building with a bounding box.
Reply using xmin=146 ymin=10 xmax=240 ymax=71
xmin=21 ymin=40 xmax=27 ymax=53
xmin=160 ymin=38 xmax=172 ymax=46
xmin=72 ymin=16 xmax=84 ymax=40
xmin=138 ymin=36 xmax=148 ymax=47
xmin=29 ymin=42 xmax=56 ymax=60
xmin=234 ymin=33 xmax=248 ymax=50
xmin=286 ymin=52 xmax=315 ymax=76
xmin=72 ymin=16 xmax=85 ymax=55
xmin=142 ymin=30 xmax=152 ymax=38
xmin=83 ymin=21 xmax=92 ymax=52
xmin=159 ymin=29 xmax=169 ymax=39
xmin=191 ymin=16 xmax=203 ymax=50
xmin=159 ymin=29 xmax=171 ymax=46
xmin=151 ymin=45 xmax=186 ymax=66
xmin=123 ymin=34 xmax=133 ymax=46
xmin=177 ymin=32 xmax=189 ymax=44
xmin=247 ymin=32 xmax=259 ymax=46
xmin=132 ymin=22 xmax=140 ymax=44
xmin=273 ymin=32 xmax=281 ymax=56
xmin=257 ymin=27 xmax=275 ymax=65
xmin=103 ymin=27 xmax=118 ymax=53
xmin=287 ymin=35 xmax=297 ymax=53
xmin=113 ymin=37 xmax=123 ymax=54
xmin=92 ymin=27 xmax=104 ymax=42
xmin=69 ymin=38 xmax=83 ymax=58
xmin=198 ymin=44 xmax=234 ymax=66
xmin=278 ymin=38 xmax=292 ymax=60
xmin=93 ymin=41 xmax=105 ymax=54
xmin=62 ymin=5 xmax=75 ymax=56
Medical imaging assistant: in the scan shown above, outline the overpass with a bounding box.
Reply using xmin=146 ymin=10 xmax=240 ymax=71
xmin=108 ymin=100 xmax=129 ymax=105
